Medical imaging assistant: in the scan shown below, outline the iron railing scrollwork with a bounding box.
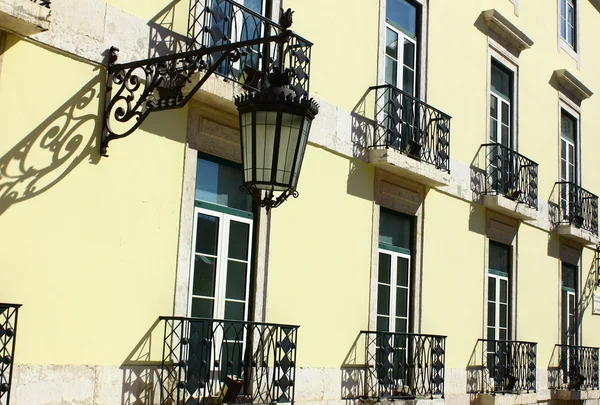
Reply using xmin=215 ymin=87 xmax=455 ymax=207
xmin=553 ymin=345 xmax=599 ymax=391
xmin=103 ymin=0 xmax=312 ymax=156
xmin=368 ymin=84 xmax=451 ymax=172
xmin=160 ymin=316 xmax=299 ymax=405
xmin=480 ymin=339 xmax=537 ymax=394
xmin=361 ymin=331 xmax=446 ymax=400
xmin=553 ymin=182 xmax=599 ymax=236
xmin=0 ymin=304 xmax=21 ymax=405
xmin=482 ymin=143 xmax=539 ymax=209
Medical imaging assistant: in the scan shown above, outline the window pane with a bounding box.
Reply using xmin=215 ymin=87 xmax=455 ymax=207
xmin=377 ymin=316 xmax=390 ymax=332
xmin=488 ymin=302 xmax=496 ymax=327
xmin=489 ymin=242 xmax=510 ymax=274
xmin=403 ymin=39 xmax=415 ymax=68
xmin=196 ymin=214 xmax=219 ymax=255
xmin=379 ymin=253 xmax=392 ymax=283
xmin=193 ymin=256 xmax=217 ymax=297
xmin=378 ymin=285 xmax=391 ymax=315
xmin=224 ymin=301 xmax=245 ymax=321
xmin=228 ymin=221 xmax=250 ymax=260
xmin=385 ymin=57 xmax=398 ymax=86
xmin=387 ymin=0 xmax=417 ymax=37
xmin=402 ymin=67 xmax=414 ymax=95
xmin=196 ymin=157 xmax=252 ymax=211
xmin=499 ymin=328 xmax=507 ymax=340
xmin=501 ymin=102 xmax=509 ymax=126
xmin=562 ymin=263 xmax=576 ymax=289
xmin=488 ymin=277 xmax=496 ymax=301
xmin=386 ymin=28 xmax=398 ymax=58
xmin=395 ymin=317 xmax=407 ymax=334
xmin=491 ymin=63 xmax=511 ymax=100
xmin=500 ymin=304 xmax=508 ymax=327
xmin=487 ymin=327 xmax=495 ymax=341
xmin=500 ymin=280 xmax=508 ymax=304
xmin=397 ymin=258 xmax=409 ymax=287
xmin=396 ymin=287 xmax=408 ymax=318
xmin=225 ymin=260 xmax=247 ymax=300
xmin=380 ymin=210 xmax=412 ymax=251
xmin=191 ymin=297 xmax=214 ymax=318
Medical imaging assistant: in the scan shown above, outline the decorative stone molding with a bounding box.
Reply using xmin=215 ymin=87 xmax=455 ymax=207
xmin=554 ymin=69 xmax=593 ymax=103
xmin=0 ymin=0 xmax=51 ymax=36
xmin=482 ymin=9 xmax=533 ymax=53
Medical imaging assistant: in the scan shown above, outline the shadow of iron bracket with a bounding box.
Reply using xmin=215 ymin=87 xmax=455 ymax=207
xmin=101 ymin=31 xmax=292 ymax=157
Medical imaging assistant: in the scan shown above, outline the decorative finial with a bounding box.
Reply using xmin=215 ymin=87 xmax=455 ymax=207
xmin=280 ymin=8 xmax=294 ymax=30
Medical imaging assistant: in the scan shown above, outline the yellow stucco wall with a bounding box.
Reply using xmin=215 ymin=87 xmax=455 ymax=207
xmin=266 ymin=145 xmax=374 ymax=368
xmin=421 ymin=190 xmax=486 ymax=369
xmin=0 ymin=35 xmax=188 ymax=365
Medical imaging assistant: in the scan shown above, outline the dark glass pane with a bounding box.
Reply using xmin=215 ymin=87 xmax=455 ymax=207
xmin=228 ymin=221 xmax=250 ymax=260
xmin=386 ymin=28 xmax=398 ymax=58
xmin=487 ymin=327 xmax=495 ymax=341
xmin=378 ymin=285 xmax=391 ymax=315
xmin=380 ymin=210 xmax=412 ymax=251
xmin=385 ymin=57 xmax=397 ymax=86
xmin=396 ymin=287 xmax=408 ymax=318
xmin=488 ymin=302 xmax=496 ymax=327
xmin=193 ymin=256 xmax=217 ymax=297
xmin=191 ymin=297 xmax=214 ymax=318
xmin=402 ymin=67 xmax=414 ymax=95
xmin=489 ymin=241 xmax=510 ymax=274
xmin=224 ymin=301 xmax=245 ymax=321
xmin=377 ymin=316 xmax=390 ymax=332
xmin=403 ymin=39 xmax=415 ymax=68
xmin=500 ymin=280 xmax=508 ymax=304
xmin=195 ymin=157 xmax=253 ymax=211
xmin=491 ymin=62 xmax=511 ymax=100
xmin=499 ymin=328 xmax=507 ymax=340
xmin=225 ymin=260 xmax=247 ymax=300
xmin=196 ymin=214 xmax=219 ymax=255
xmin=379 ymin=253 xmax=392 ymax=283
xmin=395 ymin=317 xmax=407 ymax=334
xmin=387 ymin=0 xmax=418 ymax=37
xmin=562 ymin=263 xmax=577 ymax=289
xmin=500 ymin=304 xmax=508 ymax=327
xmin=488 ymin=277 xmax=496 ymax=301
xmin=397 ymin=258 xmax=409 ymax=287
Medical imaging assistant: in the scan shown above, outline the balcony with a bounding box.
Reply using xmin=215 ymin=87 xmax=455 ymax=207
xmin=365 ymin=84 xmax=451 ymax=187
xmin=159 ymin=317 xmax=298 ymax=405
xmin=0 ymin=0 xmax=51 ymax=36
xmin=357 ymin=330 xmax=446 ymax=400
xmin=550 ymin=182 xmax=599 ymax=245
xmin=0 ymin=303 xmax=21 ymax=405
xmin=478 ymin=339 xmax=537 ymax=395
xmin=479 ymin=143 xmax=538 ymax=220
xmin=550 ymin=345 xmax=600 ymax=400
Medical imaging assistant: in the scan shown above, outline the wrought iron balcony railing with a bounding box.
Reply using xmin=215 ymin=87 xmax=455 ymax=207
xmin=361 ymin=331 xmax=446 ymax=400
xmin=482 ymin=143 xmax=539 ymax=209
xmin=551 ymin=345 xmax=600 ymax=391
xmin=480 ymin=339 xmax=537 ymax=394
xmin=0 ymin=303 xmax=21 ymax=405
xmin=185 ymin=0 xmax=311 ymax=95
xmin=159 ymin=317 xmax=298 ymax=405
xmin=553 ymin=182 xmax=599 ymax=236
xmin=369 ymin=84 xmax=451 ymax=172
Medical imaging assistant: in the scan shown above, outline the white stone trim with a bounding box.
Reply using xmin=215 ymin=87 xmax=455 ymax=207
xmin=509 ymin=0 xmax=520 ymax=16
xmin=554 ymin=69 xmax=593 ymax=103
xmin=482 ymin=9 xmax=533 ymax=53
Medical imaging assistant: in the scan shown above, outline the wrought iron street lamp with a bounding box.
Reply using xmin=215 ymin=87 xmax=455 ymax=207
xmin=101 ymin=2 xmax=317 ymax=208
xmin=236 ymin=71 xmax=318 ymax=210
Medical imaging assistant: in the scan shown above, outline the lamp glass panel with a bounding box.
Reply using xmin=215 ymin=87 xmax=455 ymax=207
xmin=291 ymin=117 xmax=311 ymax=189
xmin=276 ymin=112 xmax=303 ymax=186
xmin=240 ymin=112 xmax=253 ymax=182
xmin=254 ymin=111 xmax=277 ymax=186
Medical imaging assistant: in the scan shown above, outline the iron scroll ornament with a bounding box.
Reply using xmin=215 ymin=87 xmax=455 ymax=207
xmin=101 ymin=3 xmax=312 ymax=157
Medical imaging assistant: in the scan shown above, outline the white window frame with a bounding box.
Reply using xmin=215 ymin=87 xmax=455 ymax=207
xmin=486 ymin=52 xmax=518 ymax=149
xmin=188 ymin=206 xmax=254 ymax=321
xmin=487 ymin=272 xmax=510 ymax=341
xmin=377 ymin=248 xmax=411 ymax=333
xmin=557 ymin=0 xmax=580 ymax=65
xmin=558 ymin=99 xmax=581 ymax=185
xmin=384 ymin=23 xmax=417 ymax=94
xmin=378 ymin=0 xmax=428 ymax=99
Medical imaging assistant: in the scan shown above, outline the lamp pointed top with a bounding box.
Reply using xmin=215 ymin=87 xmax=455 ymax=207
xmin=280 ymin=8 xmax=294 ymax=30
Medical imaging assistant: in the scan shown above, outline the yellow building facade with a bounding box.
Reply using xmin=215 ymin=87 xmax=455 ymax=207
xmin=1 ymin=0 xmax=600 ymax=405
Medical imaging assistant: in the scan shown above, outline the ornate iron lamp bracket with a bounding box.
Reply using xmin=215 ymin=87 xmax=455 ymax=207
xmin=101 ymin=31 xmax=292 ymax=157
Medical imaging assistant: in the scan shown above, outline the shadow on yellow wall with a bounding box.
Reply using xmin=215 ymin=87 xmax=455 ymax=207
xmin=0 ymin=74 xmax=104 ymax=215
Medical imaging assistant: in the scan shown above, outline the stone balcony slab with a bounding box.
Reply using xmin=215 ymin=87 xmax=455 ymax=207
xmin=482 ymin=195 xmax=537 ymax=221
xmin=0 ymin=0 xmax=51 ymax=36
xmin=368 ymin=148 xmax=450 ymax=187
xmin=555 ymin=224 xmax=599 ymax=246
